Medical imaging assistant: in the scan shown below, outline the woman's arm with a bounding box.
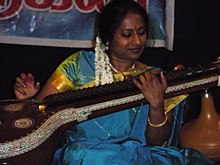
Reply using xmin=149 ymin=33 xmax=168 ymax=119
xmin=146 ymin=110 xmax=172 ymax=145
xmin=35 ymin=82 xmax=59 ymax=100
xmin=133 ymin=70 xmax=171 ymax=145
xmin=14 ymin=73 xmax=59 ymax=100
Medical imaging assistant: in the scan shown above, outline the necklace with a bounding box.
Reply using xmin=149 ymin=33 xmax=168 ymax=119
xmin=109 ymin=63 xmax=136 ymax=73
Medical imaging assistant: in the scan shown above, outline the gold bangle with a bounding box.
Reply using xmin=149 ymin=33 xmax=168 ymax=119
xmin=148 ymin=114 xmax=168 ymax=128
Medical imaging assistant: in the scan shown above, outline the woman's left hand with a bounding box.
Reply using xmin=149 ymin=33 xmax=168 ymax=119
xmin=133 ymin=70 xmax=167 ymax=110
xmin=14 ymin=73 xmax=40 ymax=100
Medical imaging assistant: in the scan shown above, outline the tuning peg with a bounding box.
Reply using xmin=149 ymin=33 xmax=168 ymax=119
xmin=173 ymin=64 xmax=186 ymax=72
xmin=213 ymin=57 xmax=220 ymax=72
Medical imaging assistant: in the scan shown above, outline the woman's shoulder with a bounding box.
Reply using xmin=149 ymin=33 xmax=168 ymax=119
xmin=66 ymin=50 xmax=95 ymax=61
xmin=55 ymin=50 xmax=95 ymax=71
xmin=56 ymin=50 xmax=95 ymax=67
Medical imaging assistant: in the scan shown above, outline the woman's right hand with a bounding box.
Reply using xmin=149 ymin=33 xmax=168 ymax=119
xmin=14 ymin=73 xmax=40 ymax=100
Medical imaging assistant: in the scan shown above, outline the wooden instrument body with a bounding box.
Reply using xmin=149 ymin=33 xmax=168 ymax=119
xmin=0 ymin=100 xmax=74 ymax=165
xmin=0 ymin=63 xmax=219 ymax=165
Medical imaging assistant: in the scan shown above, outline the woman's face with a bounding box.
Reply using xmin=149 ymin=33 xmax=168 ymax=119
xmin=109 ymin=13 xmax=147 ymax=62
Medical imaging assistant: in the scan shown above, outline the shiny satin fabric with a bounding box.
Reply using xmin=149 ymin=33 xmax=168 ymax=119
xmin=49 ymin=51 xmax=214 ymax=165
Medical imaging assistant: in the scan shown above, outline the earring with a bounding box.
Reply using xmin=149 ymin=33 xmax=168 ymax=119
xmin=105 ymin=42 xmax=109 ymax=51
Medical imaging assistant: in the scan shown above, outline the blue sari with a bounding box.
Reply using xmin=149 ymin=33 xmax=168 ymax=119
xmin=49 ymin=51 xmax=214 ymax=165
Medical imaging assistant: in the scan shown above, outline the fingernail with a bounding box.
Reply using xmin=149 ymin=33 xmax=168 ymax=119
xmin=21 ymin=83 xmax=26 ymax=88
xmin=30 ymin=77 xmax=34 ymax=82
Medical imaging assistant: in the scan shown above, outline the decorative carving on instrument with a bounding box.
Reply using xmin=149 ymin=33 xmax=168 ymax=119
xmin=13 ymin=118 xmax=34 ymax=129
xmin=4 ymin=103 xmax=24 ymax=112
xmin=0 ymin=61 xmax=219 ymax=163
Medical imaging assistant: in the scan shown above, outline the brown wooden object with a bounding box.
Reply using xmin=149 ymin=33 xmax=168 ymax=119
xmin=179 ymin=90 xmax=220 ymax=162
xmin=0 ymin=62 xmax=219 ymax=164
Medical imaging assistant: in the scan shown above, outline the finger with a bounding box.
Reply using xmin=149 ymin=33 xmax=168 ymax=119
xmin=14 ymin=84 xmax=27 ymax=95
xmin=20 ymin=83 xmax=27 ymax=88
xmin=160 ymin=71 xmax=167 ymax=89
xmin=132 ymin=77 xmax=143 ymax=90
xmin=146 ymin=71 xmax=159 ymax=83
xmin=16 ymin=76 xmax=23 ymax=84
xmin=149 ymin=72 xmax=158 ymax=80
xmin=138 ymin=74 xmax=147 ymax=84
xmin=15 ymin=78 xmax=27 ymax=88
xmin=20 ymin=73 xmax=31 ymax=84
xmin=143 ymin=71 xmax=152 ymax=81
xmin=14 ymin=83 xmax=22 ymax=90
xmin=138 ymin=73 xmax=156 ymax=90
xmin=27 ymin=73 xmax=34 ymax=84
xmin=20 ymin=73 xmax=28 ymax=80
xmin=35 ymin=82 xmax=41 ymax=89
xmin=146 ymin=72 xmax=159 ymax=86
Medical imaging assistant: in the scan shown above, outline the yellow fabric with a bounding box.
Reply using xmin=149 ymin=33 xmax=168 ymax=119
xmin=48 ymin=71 xmax=75 ymax=91
xmin=164 ymin=95 xmax=188 ymax=113
xmin=113 ymin=68 xmax=150 ymax=82
xmin=80 ymin=68 xmax=147 ymax=89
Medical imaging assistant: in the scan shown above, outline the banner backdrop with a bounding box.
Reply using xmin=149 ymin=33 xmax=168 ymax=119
xmin=0 ymin=0 xmax=174 ymax=50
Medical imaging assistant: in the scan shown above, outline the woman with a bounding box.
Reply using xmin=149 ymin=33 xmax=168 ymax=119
xmin=14 ymin=0 xmax=214 ymax=164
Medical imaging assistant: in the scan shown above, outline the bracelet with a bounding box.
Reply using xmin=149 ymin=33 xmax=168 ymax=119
xmin=148 ymin=114 xmax=168 ymax=128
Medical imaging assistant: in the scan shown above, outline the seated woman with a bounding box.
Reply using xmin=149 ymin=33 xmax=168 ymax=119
xmin=14 ymin=0 xmax=215 ymax=164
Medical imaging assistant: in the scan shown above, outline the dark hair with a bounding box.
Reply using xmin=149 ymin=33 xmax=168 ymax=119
xmin=98 ymin=0 xmax=149 ymax=44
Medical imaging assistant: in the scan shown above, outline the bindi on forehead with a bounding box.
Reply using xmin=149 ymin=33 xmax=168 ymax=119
xmin=119 ymin=14 xmax=145 ymax=30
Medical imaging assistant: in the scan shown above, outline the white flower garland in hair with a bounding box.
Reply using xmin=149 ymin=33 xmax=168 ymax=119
xmin=95 ymin=36 xmax=114 ymax=86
